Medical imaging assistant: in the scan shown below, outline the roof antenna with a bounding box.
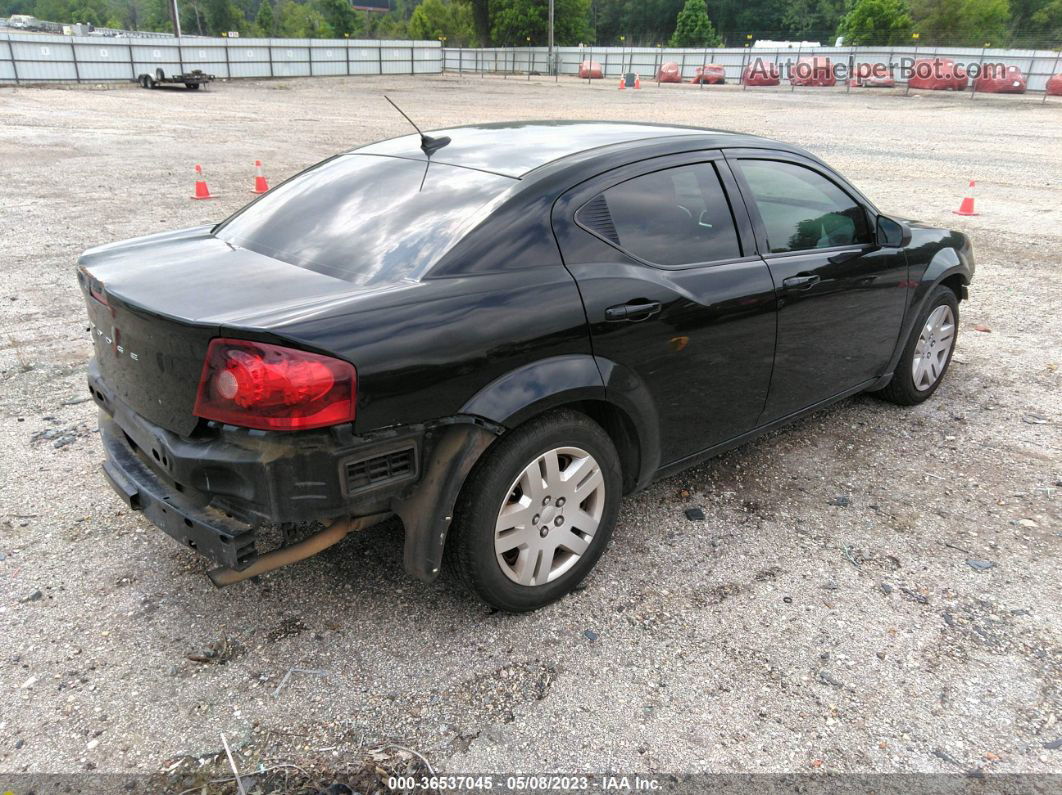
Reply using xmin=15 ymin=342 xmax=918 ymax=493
xmin=384 ymin=95 xmax=450 ymax=157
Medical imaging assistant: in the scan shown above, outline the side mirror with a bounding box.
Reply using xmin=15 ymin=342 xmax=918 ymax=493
xmin=876 ymin=215 xmax=911 ymax=248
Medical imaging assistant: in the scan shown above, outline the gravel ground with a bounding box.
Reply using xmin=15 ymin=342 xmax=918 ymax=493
xmin=0 ymin=74 xmax=1060 ymax=784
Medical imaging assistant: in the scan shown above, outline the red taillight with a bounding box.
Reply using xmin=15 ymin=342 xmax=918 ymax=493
xmin=194 ymin=338 xmax=356 ymax=431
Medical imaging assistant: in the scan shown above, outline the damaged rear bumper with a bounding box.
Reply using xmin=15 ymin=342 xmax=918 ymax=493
xmin=100 ymin=414 xmax=258 ymax=570
xmin=91 ymin=361 xmax=501 ymax=582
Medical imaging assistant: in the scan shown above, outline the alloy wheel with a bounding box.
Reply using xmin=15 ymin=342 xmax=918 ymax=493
xmin=912 ymin=304 xmax=955 ymax=391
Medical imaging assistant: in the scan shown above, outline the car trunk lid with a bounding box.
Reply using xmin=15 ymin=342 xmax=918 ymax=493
xmin=79 ymin=226 xmax=405 ymax=437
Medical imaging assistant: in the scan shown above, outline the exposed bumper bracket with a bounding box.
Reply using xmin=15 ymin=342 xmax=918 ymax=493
xmin=206 ymin=512 xmax=390 ymax=587
xmin=100 ymin=413 xmax=258 ymax=570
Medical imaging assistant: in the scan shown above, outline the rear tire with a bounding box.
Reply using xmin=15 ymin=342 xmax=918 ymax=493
xmin=448 ymin=409 xmax=622 ymax=612
xmin=876 ymin=285 xmax=959 ymax=405
xmin=145 ymin=75 xmax=156 ymax=89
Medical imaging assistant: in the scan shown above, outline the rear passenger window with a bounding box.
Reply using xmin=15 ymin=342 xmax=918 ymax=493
xmin=578 ymin=163 xmax=742 ymax=267
xmin=737 ymin=160 xmax=870 ymax=253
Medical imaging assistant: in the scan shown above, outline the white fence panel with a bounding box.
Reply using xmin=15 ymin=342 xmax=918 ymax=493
xmin=71 ymin=41 xmax=131 ymax=80
xmin=309 ymin=42 xmax=345 ymax=76
xmin=227 ymin=44 xmax=272 ymax=78
xmin=379 ymin=45 xmax=414 ymax=74
xmin=180 ymin=41 xmax=228 ymax=77
xmin=271 ymin=43 xmax=310 ymax=77
xmin=130 ymin=54 xmax=184 ymax=77
xmin=349 ymin=46 xmax=380 ymax=75
xmin=0 ymin=33 xmax=442 ymax=83
xmin=10 ymin=36 xmax=77 ymax=80
xmin=0 ymin=38 xmax=12 ymax=80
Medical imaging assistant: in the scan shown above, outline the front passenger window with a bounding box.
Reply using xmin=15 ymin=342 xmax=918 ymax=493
xmin=737 ymin=160 xmax=870 ymax=254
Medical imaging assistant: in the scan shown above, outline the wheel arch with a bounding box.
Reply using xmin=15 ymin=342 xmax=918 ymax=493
xmin=563 ymin=399 xmax=642 ymax=495
xmin=921 ymin=252 xmax=971 ymax=318
xmin=460 ymin=354 xmax=608 ymax=431
xmin=460 ymin=354 xmax=660 ymax=494
xmin=924 ymin=241 xmax=972 ymax=284
xmin=395 ymin=355 xmax=661 ymax=584
xmin=940 ymin=272 xmax=968 ymax=303
xmin=877 ymin=247 xmax=971 ymax=390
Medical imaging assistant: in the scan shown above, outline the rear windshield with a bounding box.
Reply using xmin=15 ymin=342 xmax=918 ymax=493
xmin=214 ymin=154 xmax=515 ymax=285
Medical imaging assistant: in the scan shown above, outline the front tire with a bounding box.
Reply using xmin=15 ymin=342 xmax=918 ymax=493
xmin=876 ymin=285 xmax=959 ymax=405
xmin=449 ymin=409 xmax=622 ymax=612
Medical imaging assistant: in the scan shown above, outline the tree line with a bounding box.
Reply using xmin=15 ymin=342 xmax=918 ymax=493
xmin=2 ymin=0 xmax=1058 ymax=48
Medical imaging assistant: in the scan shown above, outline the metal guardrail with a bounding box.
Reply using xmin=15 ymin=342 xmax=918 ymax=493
xmin=0 ymin=33 xmax=442 ymax=83
xmin=443 ymin=45 xmax=1062 ymax=98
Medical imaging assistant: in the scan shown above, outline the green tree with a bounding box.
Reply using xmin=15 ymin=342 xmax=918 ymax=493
xmin=1030 ymin=0 xmax=1062 ymax=38
xmin=709 ymin=0 xmax=786 ymax=44
xmin=408 ymin=0 xmax=475 ymax=43
xmin=205 ymin=0 xmax=239 ymax=32
xmin=1008 ymin=0 xmax=1051 ymax=30
xmin=668 ymin=0 xmax=722 ymax=46
xmin=112 ymin=0 xmax=142 ymax=29
xmin=313 ymin=0 xmax=359 ymax=36
xmin=276 ymin=0 xmax=332 ymax=37
xmin=469 ymin=0 xmax=489 ymax=44
xmin=489 ymin=0 xmax=590 ymax=45
xmin=136 ymin=0 xmax=173 ymax=30
xmin=368 ymin=9 xmax=410 ymax=38
xmin=781 ymin=0 xmax=845 ymax=39
xmin=254 ymin=0 xmax=274 ymax=34
xmin=837 ymin=0 xmax=913 ymax=43
xmin=909 ymin=0 xmax=1011 ymax=44
xmin=68 ymin=0 xmax=110 ymax=23
xmin=177 ymin=0 xmax=205 ymax=33
xmin=0 ymin=0 xmax=34 ymax=16
xmin=33 ymin=0 xmax=71 ymax=21
xmin=591 ymin=0 xmax=685 ymax=46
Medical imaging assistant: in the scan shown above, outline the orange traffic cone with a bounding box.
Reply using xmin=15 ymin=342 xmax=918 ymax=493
xmin=953 ymin=179 xmax=977 ymax=216
xmin=618 ymin=77 xmax=625 ymax=90
xmin=191 ymin=164 xmax=215 ymax=200
xmin=252 ymin=159 xmax=269 ymax=194
xmin=634 ymin=76 xmax=641 ymax=89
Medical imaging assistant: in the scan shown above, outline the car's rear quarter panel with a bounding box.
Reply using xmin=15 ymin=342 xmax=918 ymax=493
xmin=272 ymin=268 xmax=593 ymax=433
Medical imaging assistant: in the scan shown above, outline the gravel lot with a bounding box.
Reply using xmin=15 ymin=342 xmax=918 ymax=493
xmin=0 ymin=74 xmax=1060 ymax=785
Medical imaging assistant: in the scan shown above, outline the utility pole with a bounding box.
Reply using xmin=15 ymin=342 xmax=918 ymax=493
xmin=548 ymin=0 xmax=555 ymax=75
xmin=169 ymin=0 xmax=182 ymax=37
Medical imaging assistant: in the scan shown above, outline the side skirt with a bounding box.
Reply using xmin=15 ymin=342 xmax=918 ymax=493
xmin=652 ymin=378 xmax=879 ymax=482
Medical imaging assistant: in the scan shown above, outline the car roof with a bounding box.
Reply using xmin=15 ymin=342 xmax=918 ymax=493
xmin=350 ymin=121 xmax=778 ymax=179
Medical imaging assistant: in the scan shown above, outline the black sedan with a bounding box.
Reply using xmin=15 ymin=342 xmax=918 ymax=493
xmin=78 ymin=121 xmax=974 ymax=611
